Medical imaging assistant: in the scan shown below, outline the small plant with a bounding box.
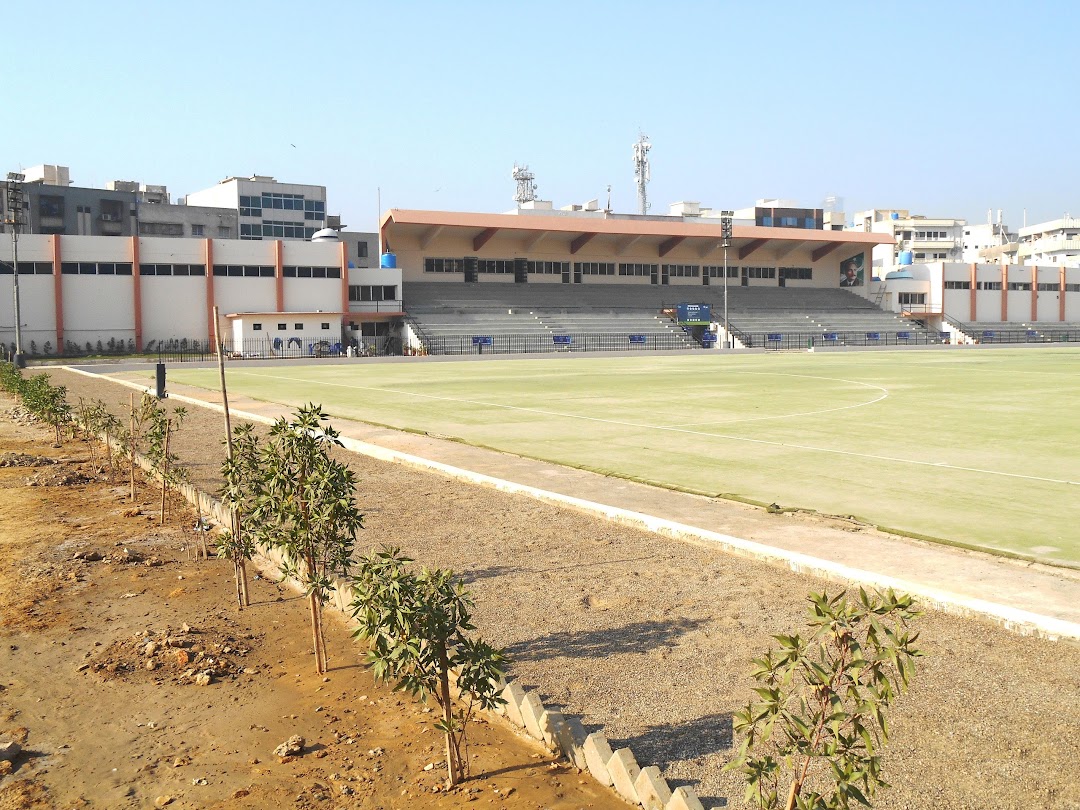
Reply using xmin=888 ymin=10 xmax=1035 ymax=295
xmin=726 ymin=588 xmax=921 ymax=810
xmin=250 ymin=404 xmax=364 ymax=673
xmin=20 ymin=372 xmax=71 ymax=445
xmin=351 ymin=546 xmax=507 ymax=787
xmin=43 ymin=341 xmax=52 ymax=356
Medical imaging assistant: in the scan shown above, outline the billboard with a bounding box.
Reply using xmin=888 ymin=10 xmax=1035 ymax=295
xmin=676 ymin=303 xmax=712 ymax=324
xmin=840 ymin=255 xmax=864 ymax=287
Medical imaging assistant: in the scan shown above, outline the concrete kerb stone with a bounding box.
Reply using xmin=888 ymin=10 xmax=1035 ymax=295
xmin=666 ymin=785 xmax=706 ymax=810
xmin=537 ymin=707 xmax=564 ymax=750
xmin=519 ymin=690 xmax=548 ymax=746
xmin=607 ymin=747 xmax=642 ymax=804
xmin=635 ymin=765 xmax=673 ymax=810
xmin=501 ymin=681 xmax=527 ymax=729
xmin=553 ymin=714 xmax=589 ymax=770
xmin=582 ymin=733 xmax=615 ymax=787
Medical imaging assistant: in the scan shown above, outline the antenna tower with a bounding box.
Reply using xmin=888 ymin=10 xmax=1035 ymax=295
xmin=511 ymin=164 xmax=537 ymax=205
xmin=632 ymin=134 xmax=651 ymax=214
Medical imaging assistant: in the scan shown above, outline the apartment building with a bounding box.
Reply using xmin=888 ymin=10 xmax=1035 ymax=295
xmin=184 ymin=176 xmax=327 ymax=241
xmin=848 ymin=209 xmax=965 ymax=273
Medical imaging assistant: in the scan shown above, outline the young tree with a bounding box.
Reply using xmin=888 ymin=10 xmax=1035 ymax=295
xmin=250 ymin=404 xmax=363 ymax=673
xmin=351 ymin=546 xmax=507 ymax=787
xmin=726 ymin=588 xmax=921 ymax=810
xmin=219 ymin=423 xmax=261 ymax=608
xmin=19 ymin=373 xmax=70 ymax=446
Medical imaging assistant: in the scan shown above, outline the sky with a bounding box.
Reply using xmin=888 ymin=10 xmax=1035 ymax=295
xmin=5 ymin=1 xmax=1078 ymax=231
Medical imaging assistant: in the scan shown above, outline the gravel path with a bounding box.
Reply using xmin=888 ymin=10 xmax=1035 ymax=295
xmin=51 ymin=367 xmax=1080 ymax=809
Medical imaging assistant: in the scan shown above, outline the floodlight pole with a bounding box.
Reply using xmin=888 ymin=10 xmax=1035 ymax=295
xmin=5 ymin=175 xmax=25 ymax=368
xmin=720 ymin=211 xmax=733 ymax=350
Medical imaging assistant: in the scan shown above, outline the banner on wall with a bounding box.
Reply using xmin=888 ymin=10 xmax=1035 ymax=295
xmin=840 ymin=255 xmax=864 ymax=287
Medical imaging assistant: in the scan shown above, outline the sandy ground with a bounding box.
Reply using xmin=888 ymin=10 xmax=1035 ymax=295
xmin=0 ymin=403 xmax=626 ymax=810
xmin=21 ymin=368 xmax=1080 ymax=809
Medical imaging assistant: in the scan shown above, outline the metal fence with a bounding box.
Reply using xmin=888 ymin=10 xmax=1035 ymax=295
xmin=421 ymin=332 xmax=697 ymax=356
xmin=965 ymin=328 xmax=1078 ymax=344
xmin=746 ymin=331 xmax=950 ymax=351
xmin=151 ymin=337 xmax=395 ymax=363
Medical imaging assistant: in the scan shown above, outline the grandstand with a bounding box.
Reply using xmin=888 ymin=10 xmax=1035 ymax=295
xmin=403 ymin=281 xmax=941 ymax=354
xmin=953 ymin=321 xmax=1080 ymax=344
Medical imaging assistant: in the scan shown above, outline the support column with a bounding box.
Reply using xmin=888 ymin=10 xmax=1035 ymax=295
xmin=1031 ymin=265 xmax=1038 ymax=322
xmin=52 ymin=235 xmax=64 ymax=350
xmin=339 ymin=241 xmax=349 ymax=315
xmin=1061 ymin=265 xmax=1067 ymax=322
xmin=969 ymin=263 xmax=977 ymax=322
xmin=1000 ymin=264 xmax=1008 ymax=322
xmin=204 ymin=239 xmax=215 ymax=345
xmin=132 ymin=237 xmax=143 ymax=352
xmin=274 ymin=239 xmax=284 ymax=312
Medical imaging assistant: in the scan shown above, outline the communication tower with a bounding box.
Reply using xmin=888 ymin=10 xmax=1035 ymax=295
xmin=512 ymin=164 xmax=537 ymax=205
xmin=633 ymin=134 xmax=651 ymax=215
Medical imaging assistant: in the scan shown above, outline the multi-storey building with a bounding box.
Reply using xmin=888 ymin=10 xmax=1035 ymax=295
xmin=962 ymin=220 xmax=1015 ymax=263
xmin=1016 ymin=217 xmax=1080 ymax=266
xmin=848 ymin=209 xmax=965 ymax=273
xmin=184 ymin=176 xmax=327 ymax=241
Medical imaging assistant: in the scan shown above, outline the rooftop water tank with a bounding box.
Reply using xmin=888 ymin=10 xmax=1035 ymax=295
xmin=890 ymin=212 xmax=900 ymax=220
xmin=899 ymin=250 xmax=914 ymax=265
xmin=380 ymin=252 xmax=397 ymax=269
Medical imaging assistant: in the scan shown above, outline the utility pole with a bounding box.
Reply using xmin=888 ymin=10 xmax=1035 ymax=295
xmin=720 ymin=210 xmax=733 ymax=350
xmin=5 ymin=173 xmax=25 ymax=368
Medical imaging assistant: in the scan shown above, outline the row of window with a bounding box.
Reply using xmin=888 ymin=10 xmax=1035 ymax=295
xmin=348 ymin=285 xmax=398 ymax=302
xmin=239 ymin=194 xmax=325 ymax=212
xmin=0 ymin=262 xmax=55 ymax=275
xmin=210 ymin=265 xmax=341 ymax=278
xmin=915 ymin=230 xmax=950 ymax=240
xmin=421 ymin=257 xmax=813 ymax=281
xmin=140 ymin=264 xmax=206 ymax=276
xmin=282 ymin=266 xmax=341 ymax=278
xmin=240 ymin=222 xmax=318 ymax=239
xmin=761 ymin=216 xmax=817 ymax=229
xmin=252 ymin=322 xmax=333 ymax=331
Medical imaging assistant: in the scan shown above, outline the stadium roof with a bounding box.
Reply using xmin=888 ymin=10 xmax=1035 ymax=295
xmin=381 ymin=209 xmax=893 ymax=261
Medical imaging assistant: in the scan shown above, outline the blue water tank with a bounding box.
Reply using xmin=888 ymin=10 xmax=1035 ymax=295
xmin=890 ymin=212 xmax=900 ymax=220
xmin=899 ymin=250 xmax=914 ymax=265
xmin=380 ymin=252 xmax=397 ymax=269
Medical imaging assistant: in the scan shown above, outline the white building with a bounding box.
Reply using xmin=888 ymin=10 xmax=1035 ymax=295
xmin=0 ymin=233 xmax=401 ymax=355
xmin=184 ymin=176 xmax=328 ymax=242
xmin=1016 ymin=217 xmax=1080 ymax=267
xmin=962 ymin=220 xmax=1015 ymax=263
xmin=848 ymin=209 xmax=965 ymax=274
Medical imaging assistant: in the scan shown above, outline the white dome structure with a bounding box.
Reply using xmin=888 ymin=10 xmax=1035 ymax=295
xmin=310 ymin=227 xmax=340 ymax=242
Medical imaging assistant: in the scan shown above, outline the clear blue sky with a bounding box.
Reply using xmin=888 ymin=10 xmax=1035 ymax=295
xmin=7 ymin=1 xmax=1077 ymax=231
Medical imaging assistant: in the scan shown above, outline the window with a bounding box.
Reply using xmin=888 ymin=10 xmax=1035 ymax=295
xmin=349 ymin=285 xmax=399 ymax=302
xmin=1037 ymin=282 xmax=1060 ymax=291
xmin=779 ymin=216 xmax=798 ymax=227
xmin=575 ymin=262 xmax=615 ymax=276
xmin=294 ymin=323 xmax=303 ymax=330
xmin=976 ymin=281 xmax=1002 ymax=290
xmin=277 ymin=324 xmax=287 ymax=331
xmin=761 ymin=215 xmax=773 ymax=226
xmin=898 ymin=292 xmax=926 ymax=305
xmin=1065 ymin=283 xmax=1080 ymax=292
xmin=619 ymin=263 xmax=656 ymax=277
xmin=704 ymin=265 xmax=739 ymax=278
xmin=1007 ymin=282 xmax=1032 ymax=291
xmin=218 ymin=226 xmax=232 ymax=238
xmin=424 ymin=257 xmax=464 ymax=273
xmin=526 ymin=260 xmax=567 ymax=275
xmin=190 ymin=224 xmax=205 ymax=236
xmin=357 ymin=241 xmax=368 ymax=258
xmin=253 ymin=323 xmax=263 ymax=331
xmin=663 ymin=264 xmax=700 ymax=277
xmin=139 ymin=222 xmax=184 ymax=236
xmin=7 ymin=261 xmax=54 ymax=275
xmin=39 ymin=195 xmax=64 ymax=218
xmin=477 ymin=259 xmax=514 ymax=274
xmin=216 ymin=265 xmax=272 ymax=277
xmin=779 ymin=267 xmax=813 ymax=280
xmin=321 ymin=322 xmax=330 ymax=330
xmin=261 ymin=220 xmax=311 ymax=239
xmin=944 ymin=280 xmax=971 ymax=289
xmin=745 ymin=266 xmax=776 ymax=279
xmin=61 ymin=262 xmax=79 ymax=275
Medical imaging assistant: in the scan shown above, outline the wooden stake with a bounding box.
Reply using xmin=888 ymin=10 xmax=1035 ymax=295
xmin=160 ymin=418 xmax=170 ymax=526
xmin=129 ymin=392 xmax=136 ymax=501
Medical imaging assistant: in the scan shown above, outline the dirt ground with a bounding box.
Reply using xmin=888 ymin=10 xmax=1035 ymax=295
xmin=10 ymin=368 xmax=1080 ymax=810
xmin=0 ymin=404 xmax=626 ymax=810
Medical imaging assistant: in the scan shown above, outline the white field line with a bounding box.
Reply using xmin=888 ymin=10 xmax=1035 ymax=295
xmin=663 ymin=371 xmax=889 ymax=427
xmin=221 ymin=368 xmax=1080 ymax=488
